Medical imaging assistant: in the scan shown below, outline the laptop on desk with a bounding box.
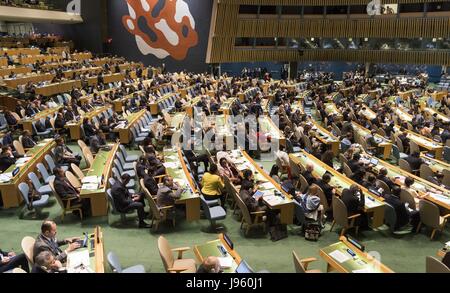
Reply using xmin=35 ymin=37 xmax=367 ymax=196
xmin=235 ymin=260 xmax=255 ymax=273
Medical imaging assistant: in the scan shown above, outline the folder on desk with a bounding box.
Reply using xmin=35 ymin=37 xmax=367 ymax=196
xmin=82 ymin=176 xmax=100 ymax=184
xmin=82 ymin=183 xmax=99 ymax=190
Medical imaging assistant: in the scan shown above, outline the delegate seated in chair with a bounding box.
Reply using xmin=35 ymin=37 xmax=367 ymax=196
xmin=53 ymin=167 xmax=89 ymax=214
xmin=342 ymin=185 xmax=368 ymax=229
xmin=33 ymin=220 xmax=81 ymax=265
xmin=156 ymin=176 xmax=183 ymax=207
xmin=54 ymin=137 xmax=81 ymax=166
xmin=382 ymin=186 xmax=420 ymax=231
xmin=0 ymin=146 xmax=16 ymax=172
xmin=201 ymin=164 xmax=225 ymax=205
xmin=293 ymin=185 xmax=323 ymax=223
xmin=111 ymin=174 xmax=150 ymax=228
xmin=0 ymin=248 xmax=30 ymax=273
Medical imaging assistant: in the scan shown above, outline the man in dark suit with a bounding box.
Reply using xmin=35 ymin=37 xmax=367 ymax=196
xmin=347 ymin=153 xmax=366 ymax=174
xmin=342 ymin=185 xmax=368 ymax=228
xmin=111 ymin=174 xmax=150 ymax=228
xmin=82 ymin=117 xmax=97 ymax=138
xmin=53 ymin=167 xmax=80 ymax=200
xmin=0 ymin=146 xmax=16 ymax=172
xmin=301 ymin=163 xmax=317 ymax=186
xmin=89 ymin=131 xmax=107 ymax=154
xmin=143 ymin=173 xmax=159 ymax=196
xmin=0 ymin=248 xmax=30 ymax=273
xmin=342 ymin=185 xmax=365 ymax=216
xmin=317 ymin=173 xmax=335 ymax=205
xmin=33 ymin=220 xmax=80 ymax=264
xmin=398 ymin=129 xmax=410 ymax=153
xmin=64 ymin=106 xmax=78 ymax=122
xmin=405 ymin=151 xmax=424 ymax=172
xmin=376 ymin=168 xmax=395 ymax=191
xmin=21 ymin=130 xmax=36 ymax=149
xmin=383 ymin=186 xmax=419 ymax=231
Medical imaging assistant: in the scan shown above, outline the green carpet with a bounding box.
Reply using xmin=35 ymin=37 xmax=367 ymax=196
xmin=0 ymin=145 xmax=448 ymax=273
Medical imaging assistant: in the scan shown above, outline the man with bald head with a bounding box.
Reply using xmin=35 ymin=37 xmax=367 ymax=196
xmin=301 ymin=163 xmax=317 ymax=188
xmin=33 ymin=220 xmax=81 ymax=264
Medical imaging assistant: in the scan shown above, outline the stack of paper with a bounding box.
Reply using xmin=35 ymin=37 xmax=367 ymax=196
xmin=67 ymin=250 xmax=90 ymax=270
xmin=82 ymin=183 xmax=99 ymax=190
xmin=82 ymin=176 xmax=100 ymax=184
xmin=0 ymin=173 xmax=13 ymax=183
xmin=329 ymin=250 xmax=351 ymax=263
xmin=218 ymin=257 xmax=233 ymax=268
xmin=264 ymin=195 xmax=282 ymax=206
xmin=163 ymin=162 xmax=178 ymax=168
xmin=16 ymin=157 xmax=31 ymax=165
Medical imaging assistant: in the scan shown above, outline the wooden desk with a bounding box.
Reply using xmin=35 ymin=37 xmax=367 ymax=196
xmin=324 ymin=103 xmax=343 ymax=121
xmin=35 ymin=80 xmax=82 ymax=96
xmin=258 ymin=116 xmax=286 ymax=147
xmin=219 ymin=98 xmax=237 ymax=115
xmin=423 ymin=108 xmax=450 ymax=123
xmin=163 ymin=148 xmax=200 ymax=221
xmin=67 ymin=226 xmax=105 ymax=273
xmin=65 ymin=106 xmax=110 ymax=140
xmin=359 ymin=152 xmax=450 ymax=212
xmin=431 ymin=91 xmax=447 ymax=102
xmin=179 ymin=85 xmax=195 ymax=99
xmin=320 ymin=236 xmax=394 ymax=273
xmin=80 ymin=144 xmax=119 ymax=217
xmin=71 ymin=52 xmax=93 ymax=61
xmin=393 ymin=107 xmax=413 ymax=123
xmin=310 ymin=120 xmax=339 ymax=156
xmin=237 ymin=87 xmax=259 ymax=103
xmin=420 ymin=154 xmax=450 ymax=175
xmin=194 ymin=234 xmax=242 ymax=273
xmin=393 ymin=126 xmax=443 ymax=160
xmin=62 ymin=67 xmax=102 ymax=79
xmin=113 ymin=110 xmax=146 ymax=144
xmin=87 ymin=73 xmax=124 ymax=86
xmin=149 ymin=92 xmax=178 ymax=115
xmin=1 ymin=48 xmax=40 ymax=56
xmin=183 ymin=96 xmax=201 ymax=118
xmin=234 ymin=150 xmax=294 ymax=224
xmin=0 ymin=139 xmax=55 ymax=208
xmin=290 ymin=151 xmax=386 ymax=228
xmin=352 ymin=122 xmax=392 ymax=160
xmin=20 ymin=106 xmax=62 ymax=132
xmin=398 ymin=89 xmax=419 ymax=100
xmin=4 ymin=73 xmax=54 ymax=88
xmin=360 ymin=104 xmax=377 ymax=121
xmin=19 ymin=54 xmax=61 ymax=64
xmin=0 ymin=66 xmax=32 ymax=77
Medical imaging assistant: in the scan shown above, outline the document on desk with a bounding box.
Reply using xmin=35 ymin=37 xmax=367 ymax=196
xmin=218 ymin=257 xmax=233 ymax=268
xmin=260 ymin=182 xmax=274 ymax=190
xmin=352 ymin=268 xmax=373 ymax=273
xmin=82 ymin=183 xmax=99 ymax=190
xmin=264 ymin=195 xmax=282 ymax=206
xmin=329 ymin=250 xmax=351 ymax=263
xmin=364 ymin=197 xmax=378 ymax=208
xmin=16 ymin=157 xmax=31 ymax=164
xmin=0 ymin=173 xmax=13 ymax=183
xmin=163 ymin=162 xmax=178 ymax=169
xmin=67 ymin=250 xmax=90 ymax=270
xmin=82 ymin=176 xmax=100 ymax=184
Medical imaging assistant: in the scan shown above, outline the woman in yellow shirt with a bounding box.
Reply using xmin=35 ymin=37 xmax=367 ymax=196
xmin=201 ymin=164 xmax=225 ymax=205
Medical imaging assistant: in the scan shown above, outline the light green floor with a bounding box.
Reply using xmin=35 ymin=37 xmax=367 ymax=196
xmin=0 ymin=145 xmax=448 ymax=273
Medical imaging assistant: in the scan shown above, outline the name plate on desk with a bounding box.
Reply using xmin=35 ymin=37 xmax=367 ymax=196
xmin=82 ymin=183 xmax=99 ymax=190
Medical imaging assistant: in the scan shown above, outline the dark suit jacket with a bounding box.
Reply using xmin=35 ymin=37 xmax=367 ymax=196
xmin=317 ymin=179 xmax=334 ymax=204
xmin=0 ymin=155 xmax=16 ymax=172
xmin=342 ymin=189 xmax=365 ymax=216
xmin=384 ymin=194 xmax=409 ymax=229
xmin=301 ymin=171 xmax=316 ymax=186
xmin=348 ymin=159 xmax=363 ymax=173
xmin=54 ymin=176 xmax=78 ymax=199
xmin=405 ymin=156 xmax=423 ymax=171
xmin=83 ymin=123 xmax=97 ymax=138
xmin=54 ymin=117 xmax=66 ymax=129
xmin=111 ymin=181 xmax=133 ymax=212
xmin=377 ymin=174 xmax=395 ymax=190
xmin=239 ymin=189 xmax=264 ymax=213
xmin=22 ymin=135 xmax=36 ymax=148
xmin=143 ymin=174 xmax=159 ymax=196
xmin=33 ymin=234 xmax=67 ymax=263
xmin=64 ymin=111 xmax=76 ymax=122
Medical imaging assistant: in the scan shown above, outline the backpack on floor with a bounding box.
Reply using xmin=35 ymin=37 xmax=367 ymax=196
xmin=269 ymin=224 xmax=288 ymax=242
xmin=304 ymin=223 xmax=321 ymax=241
